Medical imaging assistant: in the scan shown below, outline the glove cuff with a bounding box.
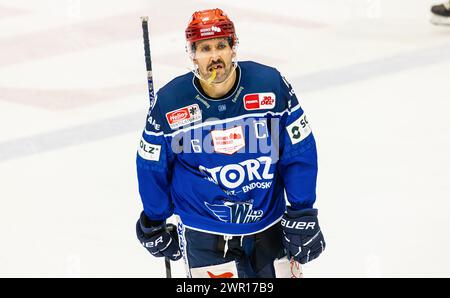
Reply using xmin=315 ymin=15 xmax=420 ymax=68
xmin=286 ymin=207 xmax=318 ymax=218
xmin=139 ymin=211 xmax=166 ymax=236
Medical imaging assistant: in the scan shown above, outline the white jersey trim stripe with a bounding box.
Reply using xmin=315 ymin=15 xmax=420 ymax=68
xmin=144 ymin=104 xmax=302 ymax=138
xmin=174 ymin=215 xmax=283 ymax=237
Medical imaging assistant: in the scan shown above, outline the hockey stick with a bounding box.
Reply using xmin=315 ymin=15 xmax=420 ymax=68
xmin=140 ymin=16 xmax=156 ymax=108
xmin=165 ymin=255 xmax=172 ymax=278
xmin=165 ymin=224 xmax=177 ymax=278
xmin=141 ymin=17 xmax=171 ymax=277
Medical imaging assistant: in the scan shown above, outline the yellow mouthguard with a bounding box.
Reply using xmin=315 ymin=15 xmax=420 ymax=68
xmin=207 ymin=68 xmax=217 ymax=84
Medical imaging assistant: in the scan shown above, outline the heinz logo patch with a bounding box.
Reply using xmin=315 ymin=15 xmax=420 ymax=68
xmin=165 ymin=104 xmax=202 ymax=129
xmin=243 ymin=93 xmax=276 ymax=110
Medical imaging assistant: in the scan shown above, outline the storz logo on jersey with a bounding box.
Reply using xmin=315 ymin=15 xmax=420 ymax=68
xmin=165 ymin=104 xmax=202 ymax=129
xmin=199 ymin=156 xmax=273 ymax=190
xmin=205 ymin=201 xmax=263 ymax=224
xmin=211 ymin=126 xmax=245 ymax=155
xmin=243 ymin=93 xmax=276 ymax=110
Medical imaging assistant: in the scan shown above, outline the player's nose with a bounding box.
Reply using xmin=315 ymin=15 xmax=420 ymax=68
xmin=209 ymin=49 xmax=221 ymax=61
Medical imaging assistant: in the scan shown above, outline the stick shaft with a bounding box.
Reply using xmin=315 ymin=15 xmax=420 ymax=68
xmin=165 ymin=257 xmax=172 ymax=278
xmin=140 ymin=16 xmax=155 ymax=107
xmin=164 ymin=224 xmax=177 ymax=278
xmin=140 ymin=16 xmax=170 ymax=278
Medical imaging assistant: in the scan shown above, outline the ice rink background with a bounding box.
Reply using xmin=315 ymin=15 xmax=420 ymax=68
xmin=0 ymin=0 xmax=449 ymax=277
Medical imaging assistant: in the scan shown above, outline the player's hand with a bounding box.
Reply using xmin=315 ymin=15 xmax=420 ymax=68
xmin=281 ymin=208 xmax=325 ymax=264
xmin=136 ymin=211 xmax=182 ymax=261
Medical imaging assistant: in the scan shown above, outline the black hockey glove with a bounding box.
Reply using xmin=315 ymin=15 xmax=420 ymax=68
xmin=281 ymin=208 xmax=325 ymax=264
xmin=136 ymin=211 xmax=182 ymax=261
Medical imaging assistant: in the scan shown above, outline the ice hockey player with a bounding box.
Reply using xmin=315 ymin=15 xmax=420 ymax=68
xmin=431 ymin=1 xmax=450 ymax=25
xmin=135 ymin=8 xmax=325 ymax=278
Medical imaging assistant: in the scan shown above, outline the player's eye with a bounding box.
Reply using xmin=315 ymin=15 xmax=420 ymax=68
xmin=201 ymin=45 xmax=210 ymax=52
xmin=217 ymin=43 xmax=227 ymax=49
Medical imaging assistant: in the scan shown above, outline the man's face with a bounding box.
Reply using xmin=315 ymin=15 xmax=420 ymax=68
xmin=193 ymin=37 xmax=235 ymax=84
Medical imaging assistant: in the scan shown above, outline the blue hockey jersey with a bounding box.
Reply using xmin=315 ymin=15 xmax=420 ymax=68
xmin=136 ymin=61 xmax=318 ymax=235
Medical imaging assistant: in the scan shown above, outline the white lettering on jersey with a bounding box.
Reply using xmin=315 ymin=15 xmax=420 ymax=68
xmin=191 ymin=139 xmax=202 ymax=153
xmin=286 ymin=113 xmax=312 ymax=145
xmin=253 ymin=120 xmax=268 ymax=139
xmin=282 ymin=76 xmax=296 ymax=98
xmin=147 ymin=116 xmax=161 ymax=131
xmin=199 ymin=156 xmax=273 ymax=189
xmin=138 ymin=138 xmax=161 ymax=161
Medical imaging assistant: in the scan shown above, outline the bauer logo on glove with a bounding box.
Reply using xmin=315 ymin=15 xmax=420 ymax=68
xmin=281 ymin=208 xmax=326 ymax=264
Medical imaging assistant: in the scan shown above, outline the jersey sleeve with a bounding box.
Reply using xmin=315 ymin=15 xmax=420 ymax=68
xmin=277 ymin=74 xmax=318 ymax=210
xmin=136 ymin=97 xmax=175 ymax=221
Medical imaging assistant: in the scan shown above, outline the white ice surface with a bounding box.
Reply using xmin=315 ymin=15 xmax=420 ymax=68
xmin=0 ymin=0 xmax=449 ymax=277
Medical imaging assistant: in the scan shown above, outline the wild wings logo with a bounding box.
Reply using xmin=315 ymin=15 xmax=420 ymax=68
xmin=204 ymin=201 xmax=263 ymax=224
